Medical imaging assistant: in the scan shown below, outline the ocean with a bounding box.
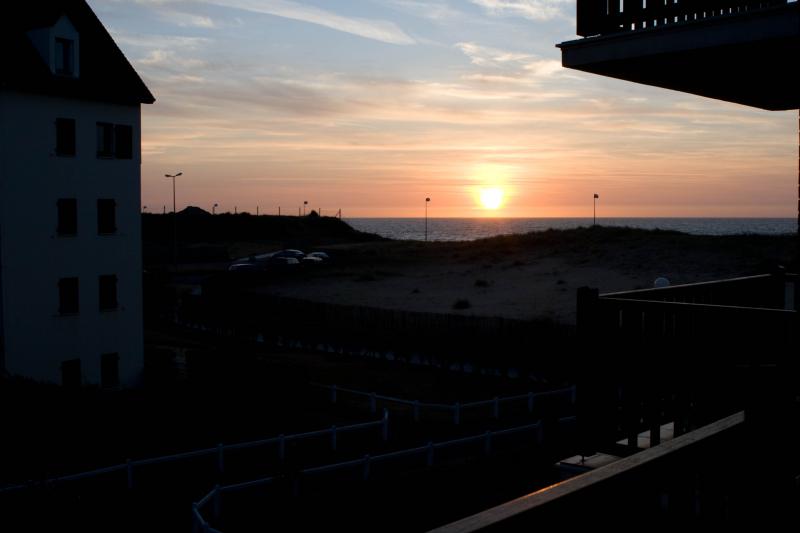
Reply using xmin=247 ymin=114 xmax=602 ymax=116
xmin=345 ymin=218 xmax=796 ymax=242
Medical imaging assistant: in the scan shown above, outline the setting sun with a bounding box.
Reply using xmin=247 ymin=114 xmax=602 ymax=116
xmin=479 ymin=188 xmax=504 ymax=210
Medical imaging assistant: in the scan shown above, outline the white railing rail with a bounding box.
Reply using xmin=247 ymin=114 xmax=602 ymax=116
xmin=192 ymin=415 xmax=578 ymax=532
xmin=0 ymin=411 xmax=389 ymax=495
xmin=319 ymin=383 xmax=576 ymax=424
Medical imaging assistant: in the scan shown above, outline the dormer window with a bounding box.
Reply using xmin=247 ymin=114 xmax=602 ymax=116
xmin=26 ymin=15 xmax=80 ymax=78
xmin=55 ymin=38 xmax=75 ymax=76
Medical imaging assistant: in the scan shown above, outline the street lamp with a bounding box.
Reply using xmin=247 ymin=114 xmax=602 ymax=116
xmin=303 ymin=200 xmax=308 ymax=216
xmin=165 ymin=172 xmax=182 ymax=269
xmin=593 ymin=193 xmax=599 ymax=226
xmin=213 ymin=203 xmax=218 ymax=215
xmin=425 ymin=197 xmax=431 ymax=242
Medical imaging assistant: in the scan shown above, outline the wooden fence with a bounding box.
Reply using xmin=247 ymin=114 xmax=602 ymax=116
xmin=180 ymin=277 xmax=574 ymax=373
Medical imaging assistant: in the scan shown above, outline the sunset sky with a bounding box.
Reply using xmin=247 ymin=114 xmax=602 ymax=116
xmin=89 ymin=0 xmax=797 ymax=218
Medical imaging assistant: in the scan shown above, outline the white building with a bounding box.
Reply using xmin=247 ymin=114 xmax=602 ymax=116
xmin=0 ymin=2 xmax=155 ymax=386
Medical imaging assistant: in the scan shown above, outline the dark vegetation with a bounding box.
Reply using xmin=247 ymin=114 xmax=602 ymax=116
xmin=142 ymin=209 xmax=382 ymax=265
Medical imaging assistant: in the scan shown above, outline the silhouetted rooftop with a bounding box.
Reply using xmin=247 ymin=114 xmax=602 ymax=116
xmin=0 ymin=0 xmax=155 ymax=106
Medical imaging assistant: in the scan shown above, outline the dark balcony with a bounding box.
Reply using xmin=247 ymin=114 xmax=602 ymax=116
xmin=558 ymin=1 xmax=800 ymax=110
xmin=431 ymin=273 xmax=799 ymax=529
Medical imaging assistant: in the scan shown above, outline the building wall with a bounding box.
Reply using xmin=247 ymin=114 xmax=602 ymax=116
xmin=0 ymin=89 xmax=143 ymax=385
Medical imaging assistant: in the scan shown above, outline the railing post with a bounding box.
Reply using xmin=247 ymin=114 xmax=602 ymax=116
xmin=331 ymin=425 xmax=337 ymax=452
xmin=370 ymin=392 xmax=377 ymax=414
xmin=217 ymin=443 xmax=225 ymax=475
xmin=426 ymin=441 xmax=434 ymax=467
xmin=493 ymin=397 xmax=500 ymax=419
xmin=126 ymin=458 xmax=134 ymax=490
xmin=331 ymin=384 xmax=337 ymax=404
xmin=484 ymin=430 xmax=492 ymax=456
xmin=278 ymin=434 xmax=286 ymax=461
xmin=528 ymin=392 xmax=534 ymax=413
xmin=570 ymin=385 xmax=577 ymax=405
xmin=413 ymin=400 xmax=420 ymax=422
xmin=382 ymin=408 xmax=389 ymax=441
xmin=212 ymin=485 xmax=221 ymax=521
xmin=453 ymin=402 xmax=461 ymax=425
xmin=537 ymin=422 xmax=544 ymax=445
xmin=362 ymin=455 xmax=371 ymax=481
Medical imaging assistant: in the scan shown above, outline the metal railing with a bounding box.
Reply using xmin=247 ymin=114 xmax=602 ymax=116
xmin=192 ymin=416 xmax=579 ymax=532
xmin=319 ymin=383 xmax=577 ymax=424
xmin=577 ymin=0 xmax=791 ymax=37
xmin=0 ymin=414 xmax=389 ymax=494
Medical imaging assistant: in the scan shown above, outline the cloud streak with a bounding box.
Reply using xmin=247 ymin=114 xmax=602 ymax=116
xmin=208 ymin=0 xmax=416 ymax=45
xmin=469 ymin=0 xmax=571 ymax=21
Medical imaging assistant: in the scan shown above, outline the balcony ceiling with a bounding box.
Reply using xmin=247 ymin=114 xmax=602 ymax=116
xmin=557 ymin=4 xmax=799 ymax=111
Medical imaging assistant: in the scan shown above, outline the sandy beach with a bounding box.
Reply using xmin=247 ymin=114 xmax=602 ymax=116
xmin=246 ymin=227 xmax=797 ymax=325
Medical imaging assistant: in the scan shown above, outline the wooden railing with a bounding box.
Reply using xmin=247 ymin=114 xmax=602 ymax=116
xmin=429 ymin=412 xmax=754 ymax=530
xmin=577 ymin=0 xmax=790 ymax=37
xmin=577 ymin=272 xmax=798 ymax=352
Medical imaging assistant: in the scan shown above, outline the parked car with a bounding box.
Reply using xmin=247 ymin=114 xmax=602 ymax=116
xmin=306 ymin=251 xmax=330 ymax=261
xmin=273 ymin=249 xmax=305 ymax=260
xmin=265 ymin=256 xmax=300 ymax=269
xmin=228 ymin=262 xmax=262 ymax=272
xmin=301 ymin=256 xmax=323 ymax=266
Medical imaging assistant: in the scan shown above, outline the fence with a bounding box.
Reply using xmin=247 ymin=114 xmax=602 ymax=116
xmin=192 ymin=416 xmax=579 ymax=533
xmin=0 ymin=414 xmax=389 ymax=495
xmin=576 ymin=0 xmax=791 ymax=37
xmin=181 ymin=280 xmax=573 ymax=372
xmin=319 ymin=383 xmax=576 ymax=425
xmin=576 ymin=272 xmax=798 ymax=352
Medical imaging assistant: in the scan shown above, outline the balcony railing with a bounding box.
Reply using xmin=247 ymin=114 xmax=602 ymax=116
xmin=577 ymin=0 xmax=791 ymax=37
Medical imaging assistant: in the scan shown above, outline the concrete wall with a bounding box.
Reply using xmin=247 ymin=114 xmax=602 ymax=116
xmin=0 ymin=89 xmax=143 ymax=385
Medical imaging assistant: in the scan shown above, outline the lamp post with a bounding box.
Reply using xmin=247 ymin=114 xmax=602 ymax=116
xmin=303 ymin=200 xmax=308 ymax=216
xmin=212 ymin=203 xmax=218 ymax=215
xmin=142 ymin=205 xmax=147 ymax=213
xmin=425 ymin=197 xmax=431 ymax=242
xmin=164 ymin=172 xmax=182 ymax=269
xmin=593 ymin=193 xmax=599 ymax=226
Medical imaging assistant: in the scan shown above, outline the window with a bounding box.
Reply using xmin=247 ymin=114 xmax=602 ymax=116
xmin=61 ymin=358 xmax=81 ymax=387
xmin=101 ymin=353 xmax=120 ymax=388
xmin=58 ymin=277 xmax=79 ymax=314
xmin=57 ymin=198 xmax=77 ymax=236
xmin=99 ymin=275 xmax=118 ymax=311
xmin=96 ymin=122 xmax=114 ymax=158
xmin=96 ymin=123 xmax=133 ymax=159
xmin=54 ymin=38 xmax=74 ymax=76
xmin=55 ymin=118 xmax=76 ymax=156
xmin=97 ymin=199 xmax=117 ymax=234
xmin=115 ymin=125 xmax=133 ymax=159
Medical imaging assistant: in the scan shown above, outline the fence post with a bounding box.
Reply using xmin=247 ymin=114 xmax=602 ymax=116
xmin=413 ymin=400 xmax=420 ymax=422
xmin=331 ymin=384 xmax=337 ymax=404
xmin=212 ymin=485 xmax=221 ymax=521
xmin=493 ymin=397 xmax=500 ymax=419
xmin=382 ymin=409 xmax=389 ymax=441
xmin=126 ymin=459 xmax=134 ymax=490
xmin=217 ymin=443 xmax=225 ymax=475
xmin=331 ymin=426 xmax=337 ymax=452
xmin=528 ymin=392 xmax=534 ymax=413
xmin=363 ymin=455 xmax=371 ymax=481
xmin=370 ymin=392 xmax=377 ymax=414
xmin=192 ymin=503 xmax=201 ymax=533
xmin=484 ymin=431 xmax=492 ymax=456
xmin=453 ymin=402 xmax=461 ymax=425
xmin=427 ymin=442 xmax=435 ymax=467
xmin=279 ymin=434 xmax=286 ymax=461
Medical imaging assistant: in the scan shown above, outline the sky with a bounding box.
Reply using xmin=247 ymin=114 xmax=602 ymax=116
xmin=88 ymin=0 xmax=797 ymax=218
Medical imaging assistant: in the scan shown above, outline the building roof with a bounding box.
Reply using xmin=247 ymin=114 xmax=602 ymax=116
xmin=0 ymin=0 xmax=155 ymax=106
